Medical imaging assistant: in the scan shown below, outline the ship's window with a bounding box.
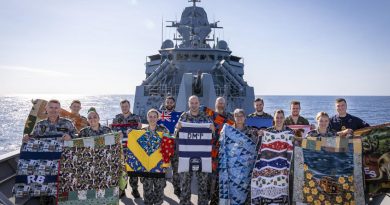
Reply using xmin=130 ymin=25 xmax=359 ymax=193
xmin=217 ymin=55 xmax=223 ymax=60
xmin=200 ymin=54 xmax=207 ymax=60
xmin=208 ymin=55 xmax=215 ymax=60
xmin=184 ymin=53 xmax=189 ymax=60
xmin=177 ymin=54 xmax=183 ymax=60
xmin=192 ymin=54 xmax=199 ymax=59
xmin=224 ymin=56 xmax=229 ymax=60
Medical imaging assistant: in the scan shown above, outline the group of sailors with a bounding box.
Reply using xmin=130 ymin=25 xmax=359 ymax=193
xmin=22 ymin=96 xmax=370 ymax=205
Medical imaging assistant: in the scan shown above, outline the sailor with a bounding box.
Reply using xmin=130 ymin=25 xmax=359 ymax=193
xmin=22 ymin=99 xmax=76 ymax=205
xmin=232 ymin=108 xmax=261 ymax=205
xmin=112 ymin=99 xmax=142 ymax=198
xmin=78 ymin=107 xmax=112 ymax=138
xmin=175 ymin=95 xmax=214 ymax=205
xmin=247 ymin=98 xmax=273 ymax=119
xmin=140 ymin=109 xmax=169 ymax=205
xmin=69 ymin=99 xmax=89 ymax=132
xmin=23 ymin=99 xmax=76 ymax=141
xmin=329 ymin=98 xmax=370 ymax=136
xmin=284 ymin=100 xmax=310 ymax=126
xmin=160 ymin=96 xmax=181 ymax=196
xmin=210 ymin=97 xmax=234 ymax=205
xmin=305 ymin=112 xmax=336 ymax=138
xmin=257 ymin=109 xmax=293 ymax=205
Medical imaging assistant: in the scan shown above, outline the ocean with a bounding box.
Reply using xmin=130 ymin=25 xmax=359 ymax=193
xmin=0 ymin=95 xmax=389 ymax=155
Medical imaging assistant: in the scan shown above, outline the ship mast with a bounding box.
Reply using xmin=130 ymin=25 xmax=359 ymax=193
xmin=189 ymin=0 xmax=200 ymax=7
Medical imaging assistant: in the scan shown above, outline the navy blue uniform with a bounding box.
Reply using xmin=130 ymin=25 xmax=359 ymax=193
xmin=329 ymin=113 xmax=369 ymax=131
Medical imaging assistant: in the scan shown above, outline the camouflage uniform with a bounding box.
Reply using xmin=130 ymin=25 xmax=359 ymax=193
xmin=175 ymin=110 xmax=213 ymax=205
xmin=284 ymin=115 xmax=309 ymax=125
xmin=140 ymin=125 xmax=169 ymax=205
xmin=112 ymin=113 xmax=141 ymax=195
xmin=247 ymin=112 xmax=273 ymax=119
xmin=32 ymin=117 xmax=76 ymax=138
xmin=306 ymin=128 xmax=336 ymax=138
xmin=78 ymin=124 xmax=112 ymax=138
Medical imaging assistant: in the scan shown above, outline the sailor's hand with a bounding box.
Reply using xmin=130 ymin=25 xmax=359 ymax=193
xmin=337 ymin=129 xmax=353 ymax=137
xmin=257 ymin=130 xmax=264 ymax=137
xmin=23 ymin=134 xmax=30 ymax=143
xmin=176 ymin=122 xmax=182 ymax=130
xmin=62 ymin=134 xmax=72 ymax=141
xmin=118 ymin=132 xmax=124 ymax=138
xmin=137 ymin=123 xmax=142 ymax=130
xmin=209 ymin=124 xmax=215 ymax=132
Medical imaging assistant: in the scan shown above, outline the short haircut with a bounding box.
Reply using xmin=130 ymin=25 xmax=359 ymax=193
xmin=335 ymin=98 xmax=347 ymax=104
xmin=233 ymin=108 xmax=245 ymax=117
xmin=216 ymin=97 xmax=226 ymax=103
xmin=120 ymin=99 xmax=130 ymax=105
xmin=290 ymin=100 xmax=300 ymax=106
xmin=165 ymin=96 xmax=175 ymax=102
xmin=48 ymin=99 xmax=60 ymax=106
xmin=316 ymin=111 xmax=329 ymax=121
xmin=254 ymin=98 xmax=264 ymax=103
xmin=147 ymin=109 xmax=160 ymax=118
xmin=70 ymin=100 xmax=81 ymax=106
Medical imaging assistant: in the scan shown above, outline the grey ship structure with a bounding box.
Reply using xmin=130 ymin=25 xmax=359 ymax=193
xmin=133 ymin=0 xmax=255 ymax=120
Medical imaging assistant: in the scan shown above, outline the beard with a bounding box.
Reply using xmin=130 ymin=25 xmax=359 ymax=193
xmin=165 ymin=105 xmax=174 ymax=111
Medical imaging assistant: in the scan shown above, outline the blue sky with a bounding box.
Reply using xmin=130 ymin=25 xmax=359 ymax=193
xmin=0 ymin=0 xmax=389 ymax=96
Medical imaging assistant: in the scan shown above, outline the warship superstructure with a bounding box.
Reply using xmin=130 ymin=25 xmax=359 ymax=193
xmin=133 ymin=0 xmax=255 ymax=120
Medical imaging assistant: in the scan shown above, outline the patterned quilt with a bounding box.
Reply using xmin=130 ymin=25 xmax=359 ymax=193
xmin=251 ymin=130 xmax=293 ymax=205
xmin=178 ymin=122 xmax=213 ymax=173
xmin=355 ymin=123 xmax=390 ymax=197
xmin=58 ymin=133 xmax=121 ymax=205
xmin=219 ymin=125 xmax=257 ymax=205
xmin=202 ymin=106 xmax=235 ymax=172
xmin=293 ymin=135 xmax=365 ymax=205
xmin=14 ymin=135 xmax=63 ymax=198
xmin=125 ymin=130 xmax=168 ymax=178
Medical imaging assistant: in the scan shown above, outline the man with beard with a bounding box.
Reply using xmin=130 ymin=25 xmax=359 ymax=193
xmin=247 ymin=98 xmax=273 ymax=119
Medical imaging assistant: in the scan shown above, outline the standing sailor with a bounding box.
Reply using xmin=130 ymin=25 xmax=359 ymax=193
xmin=22 ymin=99 xmax=76 ymax=205
xmin=112 ymin=99 xmax=142 ymax=198
xmin=175 ymin=95 xmax=214 ymax=205
xmin=247 ymin=98 xmax=273 ymax=119
xmin=329 ymin=98 xmax=370 ymax=136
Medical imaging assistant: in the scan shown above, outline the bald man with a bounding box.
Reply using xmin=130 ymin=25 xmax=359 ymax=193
xmin=175 ymin=95 xmax=214 ymax=205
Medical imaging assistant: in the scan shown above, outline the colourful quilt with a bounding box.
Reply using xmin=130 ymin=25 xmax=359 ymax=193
xmin=202 ymin=106 xmax=235 ymax=172
xmin=58 ymin=133 xmax=121 ymax=205
xmin=251 ymin=130 xmax=293 ymax=205
xmin=13 ymin=135 xmax=63 ymax=198
xmin=293 ymin=135 xmax=365 ymax=205
xmin=157 ymin=111 xmax=182 ymax=134
xmin=246 ymin=117 xmax=273 ymax=129
xmin=178 ymin=122 xmax=213 ymax=173
xmin=355 ymin=123 xmax=390 ymax=197
xmin=219 ymin=124 xmax=257 ymax=205
xmin=125 ymin=130 xmax=168 ymax=178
